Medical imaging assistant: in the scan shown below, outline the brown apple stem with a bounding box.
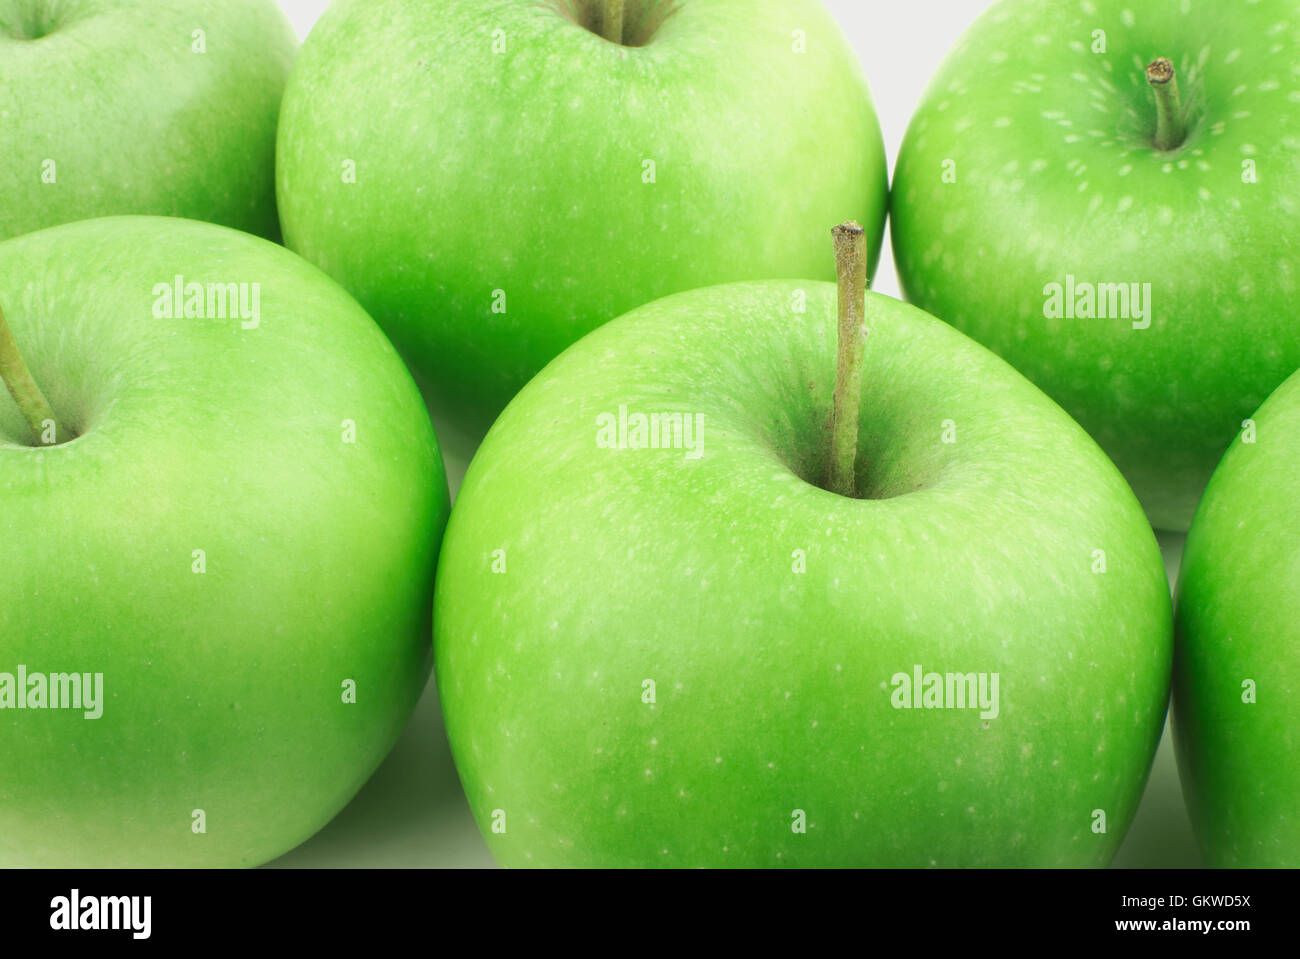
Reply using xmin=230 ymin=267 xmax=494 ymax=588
xmin=828 ymin=222 xmax=869 ymax=499
xmin=1147 ymin=58 xmax=1187 ymax=151
xmin=0 ymin=301 xmax=61 ymax=445
xmin=602 ymin=0 xmax=624 ymax=43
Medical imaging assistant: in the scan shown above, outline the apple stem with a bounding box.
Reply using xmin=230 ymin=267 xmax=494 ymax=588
xmin=602 ymin=0 xmax=625 ymax=44
xmin=827 ymin=222 xmax=869 ymax=499
xmin=1147 ymin=58 xmax=1187 ymax=151
xmin=0 ymin=301 xmax=62 ymax=446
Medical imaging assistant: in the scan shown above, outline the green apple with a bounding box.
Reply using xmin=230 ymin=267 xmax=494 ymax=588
xmin=0 ymin=0 xmax=296 ymax=242
xmin=277 ymin=0 xmax=889 ymax=458
xmin=0 ymin=216 xmax=448 ymax=866
xmin=891 ymin=0 xmax=1300 ymax=532
xmin=1173 ymin=369 xmax=1300 ymax=867
xmin=433 ymin=227 xmax=1173 ymax=867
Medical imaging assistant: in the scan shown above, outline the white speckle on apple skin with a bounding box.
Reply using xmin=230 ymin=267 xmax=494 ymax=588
xmin=894 ymin=0 xmax=1300 ymax=530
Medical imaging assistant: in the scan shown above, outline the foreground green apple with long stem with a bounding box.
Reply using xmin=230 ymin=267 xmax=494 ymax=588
xmin=0 ymin=217 xmax=448 ymax=866
xmin=277 ymin=0 xmax=889 ymax=458
xmin=434 ymin=225 xmax=1173 ymax=867
xmin=891 ymin=0 xmax=1300 ymax=532
xmin=1174 ymin=369 xmax=1300 ymax=867
xmin=0 ymin=0 xmax=296 ymax=242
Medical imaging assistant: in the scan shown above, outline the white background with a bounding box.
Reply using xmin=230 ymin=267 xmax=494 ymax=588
xmin=266 ymin=0 xmax=1200 ymax=868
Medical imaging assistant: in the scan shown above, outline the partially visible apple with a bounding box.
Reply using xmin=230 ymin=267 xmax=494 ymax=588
xmin=891 ymin=0 xmax=1300 ymax=531
xmin=1174 ymin=368 xmax=1300 ymax=867
xmin=0 ymin=216 xmax=448 ymax=866
xmin=434 ymin=226 xmax=1172 ymax=867
xmin=277 ymin=0 xmax=889 ymax=457
xmin=0 ymin=0 xmax=296 ymax=241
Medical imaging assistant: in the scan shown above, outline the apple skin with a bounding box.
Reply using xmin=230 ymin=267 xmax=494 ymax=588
xmin=891 ymin=0 xmax=1300 ymax=532
xmin=1173 ymin=369 xmax=1300 ymax=867
xmin=0 ymin=217 xmax=448 ymax=866
xmin=0 ymin=0 xmax=296 ymax=242
xmin=276 ymin=0 xmax=889 ymax=458
xmin=434 ymin=280 xmax=1173 ymax=867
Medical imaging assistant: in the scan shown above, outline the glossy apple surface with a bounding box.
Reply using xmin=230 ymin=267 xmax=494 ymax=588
xmin=1174 ymin=369 xmax=1300 ymax=867
xmin=0 ymin=0 xmax=296 ymax=242
xmin=892 ymin=0 xmax=1300 ymax=531
xmin=0 ymin=217 xmax=448 ymax=866
xmin=277 ymin=0 xmax=889 ymax=457
xmin=434 ymin=280 xmax=1172 ymax=866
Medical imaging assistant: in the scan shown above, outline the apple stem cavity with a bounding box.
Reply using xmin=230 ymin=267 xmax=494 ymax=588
xmin=602 ymin=0 xmax=625 ymax=44
xmin=827 ymin=222 xmax=869 ymax=499
xmin=0 ymin=302 xmax=63 ymax=447
xmin=1147 ymin=58 xmax=1187 ymax=151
